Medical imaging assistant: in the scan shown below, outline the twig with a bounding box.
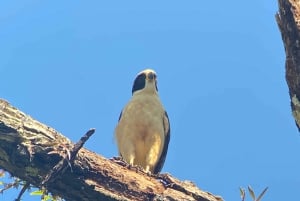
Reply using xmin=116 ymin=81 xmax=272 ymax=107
xmin=0 ymin=180 xmax=18 ymax=194
xmin=70 ymin=128 xmax=95 ymax=161
xmin=15 ymin=182 xmax=30 ymax=201
xmin=41 ymin=128 xmax=96 ymax=186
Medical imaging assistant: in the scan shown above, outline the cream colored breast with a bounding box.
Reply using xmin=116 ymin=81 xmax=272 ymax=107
xmin=115 ymin=93 xmax=165 ymax=143
xmin=125 ymin=94 xmax=163 ymax=126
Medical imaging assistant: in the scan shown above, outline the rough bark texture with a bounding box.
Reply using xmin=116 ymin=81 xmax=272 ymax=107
xmin=276 ymin=0 xmax=300 ymax=130
xmin=0 ymin=99 xmax=223 ymax=201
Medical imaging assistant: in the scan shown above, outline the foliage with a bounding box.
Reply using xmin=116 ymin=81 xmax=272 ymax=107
xmin=30 ymin=189 xmax=64 ymax=201
xmin=0 ymin=169 xmax=63 ymax=201
xmin=239 ymin=186 xmax=268 ymax=201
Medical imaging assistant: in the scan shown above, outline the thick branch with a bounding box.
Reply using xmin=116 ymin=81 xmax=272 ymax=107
xmin=276 ymin=0 xmax=300 ymax=130
xmin=0 ymin=99 xmax=222 ymax=201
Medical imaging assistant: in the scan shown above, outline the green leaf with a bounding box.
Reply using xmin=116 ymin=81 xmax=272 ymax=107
xmin=30 ymin=190 xmax=44 ymax=196
xmin=248 ymin=186 xmax=256 ymax=201
xmin=256 ymin=187 xmax=268 ymax=201
xmin=42 ymin=195 xmax=52 ymax=201
xmin=239 ymin=187 xmax=246 ymax=201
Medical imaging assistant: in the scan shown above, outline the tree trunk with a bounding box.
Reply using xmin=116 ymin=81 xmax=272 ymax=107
xmin=276 ymin=0 xmax=300 ymax=130
xmin=0 ymin=99 xmax=222 ymax=201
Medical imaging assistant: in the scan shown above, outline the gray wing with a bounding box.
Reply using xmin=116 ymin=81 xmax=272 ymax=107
xmin=153 ymin=111 xmax=170 ymax=174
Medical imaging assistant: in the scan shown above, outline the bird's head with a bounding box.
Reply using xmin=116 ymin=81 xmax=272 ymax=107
xmin=132 ymin=69 xmax=158 ymax=95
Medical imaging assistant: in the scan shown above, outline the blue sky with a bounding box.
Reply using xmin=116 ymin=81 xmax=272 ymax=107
xmin=0 ymin=1 xmax=297 ymax=200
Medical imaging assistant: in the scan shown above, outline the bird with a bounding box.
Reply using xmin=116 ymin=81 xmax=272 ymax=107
xmin=115 ymin=69 xmax=170 ymax=174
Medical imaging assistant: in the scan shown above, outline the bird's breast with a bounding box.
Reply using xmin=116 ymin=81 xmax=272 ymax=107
xmin=116 ymin=94 xmax=164 ymax=142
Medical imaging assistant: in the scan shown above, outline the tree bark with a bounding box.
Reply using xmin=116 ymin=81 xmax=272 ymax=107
xmin=0 ymin=99 xmax=222 ymax=201
xmin=276 ymin=0 xmax=300 ymax=130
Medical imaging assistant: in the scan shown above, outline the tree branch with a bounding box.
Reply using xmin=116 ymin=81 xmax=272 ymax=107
xmin=276 ymin=0 xmax=300 ymax=130
xmin=0 ymin=99 xmax=222 ymax=201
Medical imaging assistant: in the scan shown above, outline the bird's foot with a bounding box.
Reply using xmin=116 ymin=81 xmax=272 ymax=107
xmin=145 ymin=170 xmax=154 ymax=177
xmin=128 ymin=164 xmax=144 ymax=173
xmin=110 ymin=156 xmax=127 ymax=167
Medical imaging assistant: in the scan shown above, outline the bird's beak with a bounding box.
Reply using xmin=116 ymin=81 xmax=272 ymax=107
xmin=147 ymin=72 xmax=156 ymax=81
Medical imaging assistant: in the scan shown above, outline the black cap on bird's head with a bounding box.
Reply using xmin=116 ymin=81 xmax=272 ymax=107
xmin=132 ymin=69 xmax=158 ymax=95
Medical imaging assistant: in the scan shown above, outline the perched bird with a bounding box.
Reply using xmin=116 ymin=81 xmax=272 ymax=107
xmin=115 ymin=69 xmax=170 ymax=174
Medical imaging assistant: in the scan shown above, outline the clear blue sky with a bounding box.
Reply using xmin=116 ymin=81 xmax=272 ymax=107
xmin=0 ymin=1 xmax=297 ymax=200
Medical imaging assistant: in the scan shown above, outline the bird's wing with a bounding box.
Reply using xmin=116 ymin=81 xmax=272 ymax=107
xmin=153 ymin=111 xmax=170 ymax=174
xmin=118 ymin=110 xmax=123 ymax=121
xmin=117 ymin=110 xmax=123 ymax=157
